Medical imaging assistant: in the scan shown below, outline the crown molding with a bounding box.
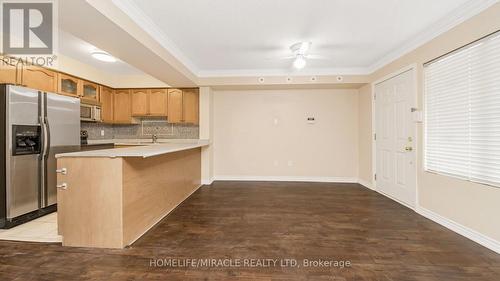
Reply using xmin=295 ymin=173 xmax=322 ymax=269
xmin=196 ymin=67 xmax=371 ymax=78
xmin=366 ymin=0 xmax=499 ymax=73
xmin=111 ymin=0 xmax=498 ymax=79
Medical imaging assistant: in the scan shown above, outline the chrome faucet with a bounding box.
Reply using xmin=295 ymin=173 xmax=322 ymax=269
xmin=152 ymin=134 xmax=158 ymax=143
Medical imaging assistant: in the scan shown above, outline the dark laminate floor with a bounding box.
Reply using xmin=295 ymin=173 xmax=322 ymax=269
xmin=1 ymin=181 xmax=499 ymax=281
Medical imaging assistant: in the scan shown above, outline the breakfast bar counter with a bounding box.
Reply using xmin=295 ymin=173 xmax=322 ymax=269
xmin=55 ymin=140 xmax=209 ymax=248
xmin=58 ymin=140 xmax=209 ymax=158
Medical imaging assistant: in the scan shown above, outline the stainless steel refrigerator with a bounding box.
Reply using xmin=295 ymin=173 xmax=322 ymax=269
xmin=1 ymin=84 xmax=80 ymax=228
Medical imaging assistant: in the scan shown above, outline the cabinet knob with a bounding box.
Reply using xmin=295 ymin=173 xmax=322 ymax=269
xmin=57 ymin=183 xmax=68 ymax=190
xmin=56 ymin=168 xmax=67 ymax=175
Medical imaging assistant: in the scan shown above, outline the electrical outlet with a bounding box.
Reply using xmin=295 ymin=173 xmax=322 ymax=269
xmin=100 ymin=130 xmax=105 ymax=136
xmin=287 ymin=160 xmax=293 ymax=167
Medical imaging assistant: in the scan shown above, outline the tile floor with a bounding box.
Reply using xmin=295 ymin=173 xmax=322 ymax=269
xmin=0 ymin=212 xmax=61 ymax=243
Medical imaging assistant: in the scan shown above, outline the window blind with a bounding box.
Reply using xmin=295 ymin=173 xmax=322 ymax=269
xmin=424 ymin=31 xmax=500 ymax=187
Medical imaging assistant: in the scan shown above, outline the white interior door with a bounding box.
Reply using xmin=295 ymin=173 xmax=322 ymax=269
xmin=375 ymin=69 xmax=416 ymax=208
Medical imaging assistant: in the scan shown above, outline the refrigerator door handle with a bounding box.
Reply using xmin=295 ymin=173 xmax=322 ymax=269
xmin=40 ymin=117 xmax=48 ymax=207
xmin=41 ymin=92 xmax=49 ymax=208
xmin=44 ymin=116 xmax=51 ymax=158
xmin=38 ymin=91 xmax=45 ymax=161
xmin=40 ymin=118 xmax=49 ymax=157
xmin=38 ymin=116 xmax=45 ymax=159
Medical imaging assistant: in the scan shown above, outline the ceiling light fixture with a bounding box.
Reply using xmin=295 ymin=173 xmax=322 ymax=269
xmin=293 ymin=54 xmax=307 ymax=69
xmin=91 ymin=51 xmax=117 ymax=62
xmin=290 ymin=42 xmax=312 ymax=69
xmin=290 ymin=42 xmax=311 ymax=55
xmin=297 ymin=42 xmax=311 ymax=54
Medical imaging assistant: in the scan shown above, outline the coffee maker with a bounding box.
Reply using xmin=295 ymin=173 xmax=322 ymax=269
xmin=80 ymin=130 xmax=88 ymax=145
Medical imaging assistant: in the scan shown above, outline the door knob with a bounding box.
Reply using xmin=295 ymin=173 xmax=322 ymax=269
xmin=405 ymin=146 xmax=413 ymax=152
xmin=57 ymin=183 xmax=68 ymax=190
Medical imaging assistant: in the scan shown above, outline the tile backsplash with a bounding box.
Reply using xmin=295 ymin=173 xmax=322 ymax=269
xmin=81 ymin=117 xmax=199 ymax=140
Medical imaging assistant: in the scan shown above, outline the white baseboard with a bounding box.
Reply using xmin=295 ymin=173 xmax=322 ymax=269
xmin=357 ymin=179 xmax=374 ymax=190
xmin=201 ymin=178 xmax=214 ymax=185
xmin=358 ymin=182 xmax=500 ymax=254
xmin=417 ymin=206 xmax=500 ymax=254
xmin=213 ymin=175 xmax=359 ymax=183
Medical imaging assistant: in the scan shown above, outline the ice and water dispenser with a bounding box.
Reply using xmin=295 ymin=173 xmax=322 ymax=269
xmin=12 ymin=125 xmax=41 ymax=156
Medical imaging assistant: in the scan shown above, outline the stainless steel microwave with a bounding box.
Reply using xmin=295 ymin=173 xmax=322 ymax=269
xmin=80 ymin=104 xmax=102 ymax=122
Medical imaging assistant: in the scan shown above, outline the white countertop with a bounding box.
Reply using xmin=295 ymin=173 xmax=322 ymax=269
xmin=56 ymin=139 xmax=210 ymax=158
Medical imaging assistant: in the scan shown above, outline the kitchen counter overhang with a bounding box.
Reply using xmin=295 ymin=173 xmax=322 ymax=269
xmin=56 ymin=140 xmax=210 ymax=158
xmin=55 ymin=140 xmax=209 ymax=248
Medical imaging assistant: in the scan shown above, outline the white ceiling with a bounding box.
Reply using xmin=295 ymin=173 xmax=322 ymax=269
xmin=114 ymin=0 xmax=490 ymax=76
xmin=58 ymin=30 xmax=144 ymax=75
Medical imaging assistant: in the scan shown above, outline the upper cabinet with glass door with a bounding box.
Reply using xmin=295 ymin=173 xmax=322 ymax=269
xmin=57 ymin=73 xmax=81 ymax=97
xmin=81 ymin=80 xmax=100 ymax=104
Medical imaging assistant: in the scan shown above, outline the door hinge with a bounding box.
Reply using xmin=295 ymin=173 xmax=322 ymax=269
xmin=374 ymin=93 xmax=376 ymax=100
xmin=374 ymin=133 xmax=377 ymax=141
xmin=374 ymin=174 xmax=377 ymax=181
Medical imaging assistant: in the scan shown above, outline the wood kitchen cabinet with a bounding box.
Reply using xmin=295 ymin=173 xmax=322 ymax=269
xmin=131 ymin=88 xmax=168 ymax=117
xmin=100 ymin=86 xmax=114 ymax=123
xmin=0 ymin=57 xmax=21 ymax=85
xmin=167 ymin=89 xmax=183 ymax=123
xmin=149 ymin=89 xmax=168 ymax=116
xmin=167 ymin=88 xmax=199 ymax=124
xmin=57 ymin=73 xmax=81 ymax=97
xmin=113 ymin=89 xmax=134 ymax=123
xmin=21 ymin=65 xmax=57 ymax=93
xmin=2 ymin=60 xmax=202 ymax=128
xmin=81 ymin=80 xmax=100 ymax=104
xmin=1 ymin=57 xmax=58 ymax=93
xmin=182 ymin=88 xmax=199 ymax=124
xmin=131 ymin=89 xmax=149 ymax=116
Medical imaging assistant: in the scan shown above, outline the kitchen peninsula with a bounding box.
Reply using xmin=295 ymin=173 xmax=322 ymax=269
xmin=55 ymin=140 xmax=209 ymax=248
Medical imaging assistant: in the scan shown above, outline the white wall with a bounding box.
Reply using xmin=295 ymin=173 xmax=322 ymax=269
xmin=213 ymin=89 xmax=359 ymax=181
